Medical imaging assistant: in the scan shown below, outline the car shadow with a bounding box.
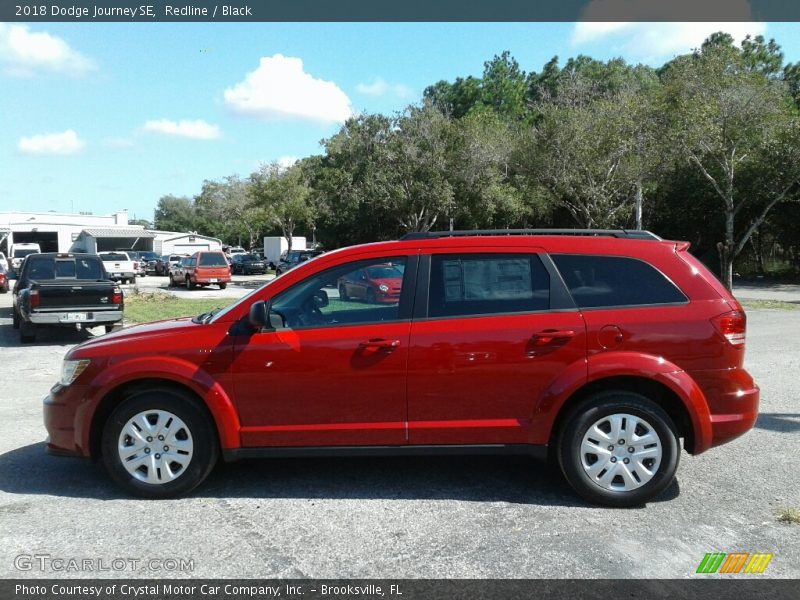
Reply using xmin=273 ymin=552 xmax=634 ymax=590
xmin=0 ymin=442 xmax=680 ymax=507
xmin=755 ymin=413 xmax=800 ymax=433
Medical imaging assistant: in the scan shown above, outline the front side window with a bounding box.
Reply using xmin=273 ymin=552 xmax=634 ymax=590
xmin=551 ymin=254 xmax=687 ymax=308
xmin=428 ymin=254 xmax=550 ymax=318
xmin=270 ymin=256 xmax=409 ymax=329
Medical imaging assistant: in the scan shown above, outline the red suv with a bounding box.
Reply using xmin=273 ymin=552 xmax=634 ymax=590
xmin=43 ymin=230 xmax=759 ymax=506
xmin=170 ymin=251 xmax=231 ymax=290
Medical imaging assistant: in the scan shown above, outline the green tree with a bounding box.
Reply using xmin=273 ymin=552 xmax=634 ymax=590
xmin=250 ymin=163 xmax=313 ymax=252
xmin=153 ymin=195 xmax=199 ymax=233
xmin=661 ymin=34 xmax=800 ymax=288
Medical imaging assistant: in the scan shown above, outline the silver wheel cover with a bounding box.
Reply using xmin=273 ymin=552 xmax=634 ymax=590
xmin=118 ymin=409 xmax=194 ymax=485
xmin=580 ymin=413 xmax=663 ymax=492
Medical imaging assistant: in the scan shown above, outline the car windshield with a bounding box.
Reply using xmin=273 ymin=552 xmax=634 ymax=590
xmin=101 ymin=253 xmax=129 ymax=261
xmin=242 ymin=255 xmax=261 ymax=262
xmin=209 ymin=281 xmax=279 ymax=323
xmin=367 ymin=266 xmax=403 ymax=279
xmin=140 ymin=252 xmax=159 ymax=260
xmin=199 ymin=253 xmax=228 ymax=266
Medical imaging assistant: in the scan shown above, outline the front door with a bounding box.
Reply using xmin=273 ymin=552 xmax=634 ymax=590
xmin=231 ymin=254 xmax=416 ymax=447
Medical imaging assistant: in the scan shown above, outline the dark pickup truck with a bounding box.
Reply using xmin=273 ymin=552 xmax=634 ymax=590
xmin=12 ymin=253 xmax=124 ymax=343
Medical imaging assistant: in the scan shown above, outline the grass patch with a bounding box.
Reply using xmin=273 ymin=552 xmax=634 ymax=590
xmin=740 ymin=299 xmax=800 ymax=311
xmin=777 ymin=508 xmax=800 ymax=524
xmin=124 ymin=292 xmax=236 ymax=324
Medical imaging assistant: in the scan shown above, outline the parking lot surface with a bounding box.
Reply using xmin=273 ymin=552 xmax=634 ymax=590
xmin=0 ymin=289 xmax=798 ymax=579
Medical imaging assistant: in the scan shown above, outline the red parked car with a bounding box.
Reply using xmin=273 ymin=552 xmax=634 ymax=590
xmin=337 ymin=263 xmax=403 ymax=304
xmin=43 ymin=229 xmax=759 ymax=506
xmin=169 ymin=250 xmax=231 ymax=290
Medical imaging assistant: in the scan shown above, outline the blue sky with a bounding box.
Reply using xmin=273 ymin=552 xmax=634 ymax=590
xmin=2 ymin=21 xmax=800 ymax=222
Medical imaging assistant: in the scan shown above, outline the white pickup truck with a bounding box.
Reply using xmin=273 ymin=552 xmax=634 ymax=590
xmin=98 ymin=251 xmax=138 ymax=284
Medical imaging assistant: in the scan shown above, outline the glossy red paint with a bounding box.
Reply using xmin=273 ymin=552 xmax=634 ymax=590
xmin=43 ymin=234 xmax=758 ymax=470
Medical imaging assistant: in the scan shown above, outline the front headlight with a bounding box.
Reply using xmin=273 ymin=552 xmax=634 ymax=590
xmin=379 ymin=284 xmax=389 ymax=292
xmin=60 ymin=359 xmax=91 ymax=386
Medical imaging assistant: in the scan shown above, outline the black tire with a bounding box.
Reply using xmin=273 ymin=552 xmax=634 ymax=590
xmin=366 ymin=288 xmax=376 ymax=304
xmin=12 ymin=308 xmax=20 ymax=329
xmin=186 ymin=276 xmax=195 ymax=290
xmin=105 ymin=323 xmax=123 ymax=334
xmin=275 ymin=269 xmax=282 ymax=276
xmin=219 ymin=282 xmax=227 ymax=290
xmin=557 ymin=391 xmax=680 ymax=508
xmin=19 ymin=320 xmax=37 ymax=343
xmin=101 ymin=388 xmax=219 ymax=499
xmin=339 ymin=284 xmax=349 ymax=301
xmin=168 ymin=274 xmax=175 ymax=287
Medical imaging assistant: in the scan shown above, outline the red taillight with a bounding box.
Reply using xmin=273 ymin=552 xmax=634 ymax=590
xmin=30 ymin=289 xmax=40 ymax=308
xmin=712 ymin=310 xmax=746 ymax=346
xmin=112 ymin=288 xmax=123 ymax=305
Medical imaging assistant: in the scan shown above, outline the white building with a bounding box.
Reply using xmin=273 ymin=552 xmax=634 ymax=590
xmin=0 ymin=210 xmax=130 ymax=254
xmin=150 ymin=231 xmax=223 ymax=255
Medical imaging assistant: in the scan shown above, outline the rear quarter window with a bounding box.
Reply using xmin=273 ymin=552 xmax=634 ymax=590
xmin=199 ymin=253 xmax=228 ymax=266
xmin=551 ymin=254 xmax=687 ymax=308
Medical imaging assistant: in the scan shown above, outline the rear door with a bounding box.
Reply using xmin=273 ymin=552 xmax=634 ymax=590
xmin=406 ymin=248 xmax=586 ymax=445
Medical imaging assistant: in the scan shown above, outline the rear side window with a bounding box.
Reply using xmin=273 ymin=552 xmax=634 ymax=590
xmin=199 ymin=253 xmax=227 ymax=266
xmin=101 ymin=253 xmax=129 ymax=261
xmin=429 ymin=254 xmax=550 ymax=318
xmin=551 ymin=254 xmax=687 ymax=308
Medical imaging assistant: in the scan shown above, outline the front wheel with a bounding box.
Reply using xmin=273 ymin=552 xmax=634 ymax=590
xmin=557 ymin=391 xmax=680 ymax=508
xmin=101 ymin=389 xmax=219 ymax=498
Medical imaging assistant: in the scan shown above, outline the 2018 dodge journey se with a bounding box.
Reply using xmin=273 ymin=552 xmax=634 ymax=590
xmin=43 ymin=229 xmax=759 ymax=506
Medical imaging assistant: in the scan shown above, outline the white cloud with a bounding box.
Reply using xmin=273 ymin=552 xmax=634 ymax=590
xmin=357 ymin=78 xmax=389 ymax=96
xmin=18 ymin=130 xmax=84 ymax=155
xmin=572 ymin=22 xmax=767 ymax=61
xmin=357 ymin=77 xmax=414 ymax=100
xmin=0 ymin=24 xmax=95 ymax=77
xmin=224 ymin=54 xmax=353 ymax=125
xmin=276 ymin=156 xmax=299 ymax=169
xmin=143 ymin=119 xmax=221 ymax=140
xmin=572 ymin=0 xmax=765 ymax=62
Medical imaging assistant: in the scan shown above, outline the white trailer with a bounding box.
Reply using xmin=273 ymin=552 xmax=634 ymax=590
xmin=263 ymin=236 xmax=306 ymax=268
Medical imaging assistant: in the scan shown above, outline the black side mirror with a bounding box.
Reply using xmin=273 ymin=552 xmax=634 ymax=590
xmin=249 ymin=300 xmax=273 ymax=331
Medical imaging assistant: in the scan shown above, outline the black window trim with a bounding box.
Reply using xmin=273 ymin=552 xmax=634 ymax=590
xmin=550 ymin=252 xmax=689 ymax=310
xmin=415 ymin=251 xmax=577 ymax=321
xmin=262 ymin=254 xmax=420 ymax=332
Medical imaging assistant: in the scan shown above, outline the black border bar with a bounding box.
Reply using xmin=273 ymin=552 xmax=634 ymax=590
xmin=3 ymin=0 xmax=800 ymax=22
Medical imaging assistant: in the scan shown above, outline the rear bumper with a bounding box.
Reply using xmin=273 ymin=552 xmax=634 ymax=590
xmin=690 ymin=367 xmax=760 ymax=449
xmin=193 ymin=276 xmax=231 ymax=284
xmin=29 ymin=310 xmax=123 ymax=325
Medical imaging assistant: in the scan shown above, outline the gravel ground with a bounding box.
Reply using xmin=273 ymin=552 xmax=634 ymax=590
xmin=0 ymin=289 xmax=797 ymax=579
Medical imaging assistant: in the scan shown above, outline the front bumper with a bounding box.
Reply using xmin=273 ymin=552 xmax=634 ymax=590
xmin=43 ymin=385 xmax=91 ymax=457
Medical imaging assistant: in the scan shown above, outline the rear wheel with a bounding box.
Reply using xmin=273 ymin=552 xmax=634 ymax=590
xmin=19 ymin=320 xmax=37 ymax=343
xmin=101 ymin=388 xmax=219 ymax=498
xmin=12 ymin=308 xmax=20 ymax=329
xmin=168 ymin=274 xmax=176 ymax=287
xmin=185 ymin=276 xmax=195 ymax=289
xmin=366 ymin=288 xmax=376 ymax=304
xmin=557 ymin=391 xmax=680 ymax=508
xmin=105 ymin=324 xmax=123 ymax=334
xmin=219 ymin=282 xmax=227 ymax=290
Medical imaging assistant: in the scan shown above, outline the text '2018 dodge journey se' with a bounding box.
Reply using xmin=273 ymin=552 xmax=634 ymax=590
xmin=44 ymin=230 xmax=759 ymax=506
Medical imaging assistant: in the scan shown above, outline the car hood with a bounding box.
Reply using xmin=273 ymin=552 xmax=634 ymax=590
xmin=69 ymin=317 xmax=199 ymax=356
xmin=371 ymin=277 xmax=403 ymax=287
